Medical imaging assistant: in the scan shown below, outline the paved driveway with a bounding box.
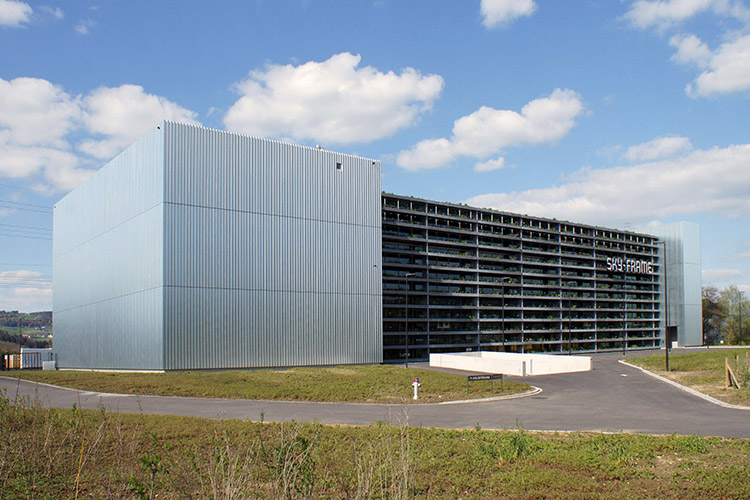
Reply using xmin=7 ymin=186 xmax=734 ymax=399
xmin=2 ymin=350 xmax=748 ymax=437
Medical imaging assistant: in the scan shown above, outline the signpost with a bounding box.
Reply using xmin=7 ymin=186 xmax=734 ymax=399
xmin=466 ymin=373 xmax=504 ymax=395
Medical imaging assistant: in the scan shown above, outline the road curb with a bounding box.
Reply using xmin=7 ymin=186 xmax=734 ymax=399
xmin=1 ymin=375 xmax=542 ymax=406
xmin=0 ymin=375 xmax=134 ymax=398
xmin=438 ymin=386 xmax=542 ymax=405
xmin=618 ymin=360 xmax=750 ymax=411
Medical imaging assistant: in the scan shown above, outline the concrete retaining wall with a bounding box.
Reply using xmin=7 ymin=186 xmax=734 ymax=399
xmin=429 ymin=351 xmax=591 ymax=376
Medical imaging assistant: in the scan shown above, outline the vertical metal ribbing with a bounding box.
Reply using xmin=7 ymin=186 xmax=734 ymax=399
xmin=53 ymin=124 xmax=166 ymax=370
xmin=54 ymin=120 xmax=382 ymax=371
xmin=161 ymin=122 xmax=382 ymax=369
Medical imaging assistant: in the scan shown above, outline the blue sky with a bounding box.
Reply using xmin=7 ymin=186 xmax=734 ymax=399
xmin=1 ymin=0 xmax=749 ymax=312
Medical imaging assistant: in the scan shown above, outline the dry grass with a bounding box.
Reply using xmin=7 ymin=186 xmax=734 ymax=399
xmin=628 ymin=349 xmax=750 ymax=406
xmin=2 ymin=393 xmax=749 ymax=499
xmin=3 ymin=364 xmax=530 ymax=404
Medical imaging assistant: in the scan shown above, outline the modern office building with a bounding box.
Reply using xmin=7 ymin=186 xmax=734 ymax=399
xmin=381 ymin=194 xmax=701 ymax=363
xmin=53 ymin=122 xmax=701 ymax=370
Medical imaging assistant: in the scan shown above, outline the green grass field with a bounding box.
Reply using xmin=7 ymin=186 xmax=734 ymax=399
xmin=3 ymin=364 xmax=529 ymax=403
xmin=627 ymin=348 xmax=750 ymax=406
xmin=3 ymin=395 xmax=749 ymax=500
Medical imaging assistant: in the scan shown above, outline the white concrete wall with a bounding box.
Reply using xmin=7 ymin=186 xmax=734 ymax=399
xmin=429 ymin=351 xmax=591 ymax=376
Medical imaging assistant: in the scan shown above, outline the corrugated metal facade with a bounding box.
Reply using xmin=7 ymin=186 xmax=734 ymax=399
xmin=647 ymin=222 xmax=702 ymax=346
xmin=161 ymin=122 xmax=382 ymax=369
xmin=53 ymin=122 xmax=382 ymax=370
xmin=53 ymin=126 xmax=165 ymax=370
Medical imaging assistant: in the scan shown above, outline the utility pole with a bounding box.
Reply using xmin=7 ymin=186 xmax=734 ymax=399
xmin=656 ymin=240 xmax=670 ymax=371
xmin=623 ymin=265 xmax=627 ymax=356
xmin=739 ymin=290 xmax=743 ymax=345
xmin=623 ymin=299 xmax=627 ymax=356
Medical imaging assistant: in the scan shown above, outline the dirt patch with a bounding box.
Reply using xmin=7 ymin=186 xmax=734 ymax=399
xmin=326 ymin=367 xmax=361 ymax=376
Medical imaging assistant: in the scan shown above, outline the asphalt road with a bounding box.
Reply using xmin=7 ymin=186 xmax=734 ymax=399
xmin=2 ymin=350 xmax=748 ymax=437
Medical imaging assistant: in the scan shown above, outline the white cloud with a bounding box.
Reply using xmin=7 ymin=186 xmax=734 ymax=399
xmin=0 ymin=0 xmax=32 ymax=27
xmin=397 ymin=89 xmax=584 ymax=171
xmin=0 ymin=77 xmax=90 ymax=189
xmin=480 ymin=0 xmax=537 ymax=28
xmin=673 ymin=34 xmax=750 ymax=96
xmin=465 ymin=142 xmax=750 ymax=227
xmin=74 ymin=18 xmax=95 ymax=35
xmin=624 ymin=0 xmax=750 ymax=30
xmin=670 ymin=34 xmax=713 ymax=67
xmin=624 ymin=135 xmax=693 ymax=162
xmin=0 ymin=78 xmax=198 ymax=190
xmin=0 ymin=285 xmax=52 ymax=312
xmin=0 ymin=77 xmax=80 ymax=147
xmin=702 ymin=268 xmax=744 ymax=283
xmin=41 ymin=158 xmax=94 ymax=191
xmin=39 ymin=6 xmax=64 ymax=20
xmin=79 ymin=84 xmax=199 ymax=159
xmin=224 ymin=52 xmax=444 ymax=145
xmin=625 ymin=0 xmax=715 ymax=29
xmin=728 ymin=243 xmax=750 ymax=261
xmin=1 ymin=270 xmax=44 ymax=281
xmin=397 ymin=138 xmax=455 ymax=171
xmin=0 ymin=143 xmax=86 ymax=189
xmin=0 ymin=270 xmax=52 ymax=312
xmin=624 ymin=1 xmax=750 ymax=98
xmin=474 ymin=157 xmax=507 ymax=172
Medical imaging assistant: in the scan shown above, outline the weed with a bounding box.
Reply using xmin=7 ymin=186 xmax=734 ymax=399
xmin=270 ymin=422 xmax=318 ymax=499
xmin=503 ymin=421 xmax=535 ymax=461
xmin=196 ymin=428 xmax=260 ymax=500
xmin=667 ymin=434 xmax=710 ymax=454
xmin=2 ymin=392 xmax=749 ymax=499
xmin=128 ymin=432 xmax=171 ymax=500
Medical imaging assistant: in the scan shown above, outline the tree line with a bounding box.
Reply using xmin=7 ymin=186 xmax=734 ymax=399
xmin=703 ymin=285 xmax=750 ymax=345
xmin=0 ymin=329 xmax=51 ymax=350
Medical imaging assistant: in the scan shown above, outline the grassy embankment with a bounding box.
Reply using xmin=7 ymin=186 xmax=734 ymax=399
xmin=3 ymin=365 xmax=529 ymax=403
xmin=2 ymin=394 xmax=749 ymax=500
xmin=0 ymin=339 xmax=20 ymax=352
xmin=627 ymin=348 xmax=750 ymax=406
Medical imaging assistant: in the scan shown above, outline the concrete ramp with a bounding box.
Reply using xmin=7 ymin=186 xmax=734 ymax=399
xmin=430 ymin=351 xmax=591 ymax=376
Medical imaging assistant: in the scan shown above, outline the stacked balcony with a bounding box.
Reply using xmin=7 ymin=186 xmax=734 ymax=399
xmin=382 ymin=193 xmax=662 ymax=362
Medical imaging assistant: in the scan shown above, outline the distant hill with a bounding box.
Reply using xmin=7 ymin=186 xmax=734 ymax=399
xmin=0 ymin=311 xmax=52 ymax=330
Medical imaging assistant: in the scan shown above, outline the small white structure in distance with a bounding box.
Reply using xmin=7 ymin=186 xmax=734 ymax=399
xmin=19 ymin=348 xmax=54 ymax=369
xmin=430 ymin=351 xmax=591 ymax=376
